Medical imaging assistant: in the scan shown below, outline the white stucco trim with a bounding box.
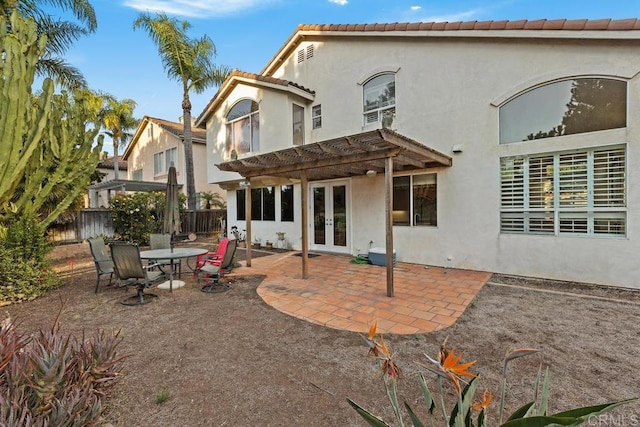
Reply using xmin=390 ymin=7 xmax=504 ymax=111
xmin=491 ymin=70 xmax=638 ymax=106
xmin=357 ymin=66 xmax=401 ymax=85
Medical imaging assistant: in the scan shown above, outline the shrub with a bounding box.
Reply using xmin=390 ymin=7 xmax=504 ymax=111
xmin=0 ymin=218 xmax=59 ymax=305
xmin=0 ymin=317 xmax=124 ymax=425
xmin=110 ymin=192 xmax=185 ymax=244
xmin=2 ymin=217 xmax=51 ymax=266
xmin=0 ymin=247 xmax=59 ymax=305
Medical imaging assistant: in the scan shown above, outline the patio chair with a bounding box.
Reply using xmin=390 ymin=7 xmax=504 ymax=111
xmin=193 ymin=237 xmax=230 ymax=275
xmin=195 ymin=238 xmax=237 ymax=293
xmin=149 ymin=233 xmax=181 ymax=277
xmin=110 ymin=242 xmax=163 ymax=306
xmin=87 ymin=237 xmax=115 ymax=293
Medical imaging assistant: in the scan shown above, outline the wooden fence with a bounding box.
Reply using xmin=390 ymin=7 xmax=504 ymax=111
xmin=47 ymin=208 xmax=226 ymax=243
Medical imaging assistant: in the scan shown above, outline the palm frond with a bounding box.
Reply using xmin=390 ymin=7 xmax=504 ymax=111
xmin=36 ymin=56 xmax=87 ymax=89
xmin=43 ymin=0 xmax=97 ymax=31
xmin=35 ymin=14 xmax=88 ymax=55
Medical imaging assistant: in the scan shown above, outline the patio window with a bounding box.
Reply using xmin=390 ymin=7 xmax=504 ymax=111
xmin=251 ymin=187 xmax=276 ymax=221
xmin=363 ymin=73 xmax=395 ymax=126
xmin=500 ymin=146 xmax=626 ymax=236
xmin=499 ymin=78 xmax=626 ymax=144
xmin=392 ymin=173 xmax=437 ymax=226
xmin=132 ymin=169 xmax=143 ymax=181
xmin=226 ymin=99 xmax=259 ymax=157
xmin=153 ymin=147 xmax=177 ymax=176
xmin=312 ymin=105 xmax=322 ymax=129
xmin=293 ymin=104 xmax=304 ymax=145
xmin=281 ymin=185 xmax=294 ymax=222
xmin=236 ymin=189 xmax=246 ymax=221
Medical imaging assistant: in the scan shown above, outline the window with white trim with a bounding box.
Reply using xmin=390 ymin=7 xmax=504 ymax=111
xmin=225 ymin=99 xmax=259 ymax=158
xmin=392 ymin=173 xmax=437 ymax=226
xmin=292 ymin=104 xmax=304 ymax=145
xmin=251 ymin=187 xmax=275 ymax=221
xmin=312 ymin=105 xmax=322 ymax=129
xmin=500 ymin=146 xmax=626 ymax=236
xmin=153 ymin=147 xmax=177 ymax=176
xmin=499 ymin=78 xmax=626 ymax=144
xmin=363 ymin=73 xmax=395 ymax=126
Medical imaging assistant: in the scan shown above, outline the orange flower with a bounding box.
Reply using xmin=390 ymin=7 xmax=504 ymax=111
xmin=472 ymin=389 xmax=493 ymax=411
xmin=424 ymin=341 xmax=476 ymax=394
xmin=441 ymin=348 xmax=476 ymax=379
xmin=363 ymin=321 xmax=401 ymax=380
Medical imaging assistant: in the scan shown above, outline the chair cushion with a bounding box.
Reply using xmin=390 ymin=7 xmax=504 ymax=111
xmin=146 ymin=270 xmax=165 ymax=281
xmin=200 ymin=264 xmax=220 ymax=275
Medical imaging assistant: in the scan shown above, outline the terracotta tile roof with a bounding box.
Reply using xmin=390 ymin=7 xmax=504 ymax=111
xmin=97 ymin=156 xmax=127 ymax=170
xmin=146 ymin=116 xmax=206 ymax=142
xmin=293 ymin=18 xmax=640 ymax=32
xmin=195 ymin=70 xmax=315 ymax=126
xmin=261 ymin=18 xmax=640 ymax=76
xmin=226 ymin=70 xmax=315 ymax=95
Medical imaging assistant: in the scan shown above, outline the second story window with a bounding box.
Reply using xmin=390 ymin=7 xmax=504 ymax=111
xmin=363 ymin=73 xmax=395 ymax=126
xmin=312 ymin=105 xmax=322 ymax=129
xmin=293 ymin=104 xmax=304 ymax=145
xmin=153 ymin=147 xmax=177 ymax=176
xmin=226 ymin=99 xmax=259 ymax=158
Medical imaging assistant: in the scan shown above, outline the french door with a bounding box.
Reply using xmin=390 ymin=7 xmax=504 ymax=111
xmin=309 ymin=180 xmax=350 ymax=253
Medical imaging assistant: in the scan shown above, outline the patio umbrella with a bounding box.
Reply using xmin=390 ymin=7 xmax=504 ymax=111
xmin=163 ymin=163 xmax=181 ymax=249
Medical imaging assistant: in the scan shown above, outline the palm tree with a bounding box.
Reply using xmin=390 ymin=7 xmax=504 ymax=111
xmin=133 ymin=12 xmax=230 ymax=210
xmin=0 ymin=0 xmax=98 ymax=88
xmin=101 ymin=96 xmax=139 ymax=180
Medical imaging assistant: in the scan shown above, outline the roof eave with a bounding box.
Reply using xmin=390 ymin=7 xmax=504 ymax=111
xmin=195 ymin=74 xmax=315 ymax=127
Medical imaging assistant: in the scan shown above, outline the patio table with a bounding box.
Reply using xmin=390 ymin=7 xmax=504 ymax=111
xmin=139 ymin=247 xmax=208 ymax=292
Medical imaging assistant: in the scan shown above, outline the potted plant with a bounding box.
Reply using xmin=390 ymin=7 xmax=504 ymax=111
xmin=200 ymin=191 xmax=225 ymax=209
xmin=253 ymin=238 xmax=261 ymax=250
xmin=230 ymin=226 xmax=246 ymax=247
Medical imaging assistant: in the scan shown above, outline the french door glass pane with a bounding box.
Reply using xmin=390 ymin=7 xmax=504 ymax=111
xmin=313 ymin=187 xmax=326 ymax=245
xmin=333 ymin=185 xmax=346 ymax=247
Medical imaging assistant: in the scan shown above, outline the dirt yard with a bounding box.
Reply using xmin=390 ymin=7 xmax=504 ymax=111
xmin=2 ymin=240 xmax=639 ymax=426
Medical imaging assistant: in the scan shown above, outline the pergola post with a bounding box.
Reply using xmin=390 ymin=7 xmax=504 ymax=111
xmin=245 ymin=180 xmax=252 ymax=267
xmin=385 ymin=156 xmax=394 ymax=297
xmin=300 ymin=171 xmax=309 ymax=279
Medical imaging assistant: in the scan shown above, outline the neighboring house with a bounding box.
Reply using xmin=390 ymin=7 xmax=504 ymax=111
xmin=196 ymin=18 xmax=640 ymax=289
xmin=122 ymin=116 xmax=225 ymax=208
xmin=86 ymin=155 xmax=128 ymax=208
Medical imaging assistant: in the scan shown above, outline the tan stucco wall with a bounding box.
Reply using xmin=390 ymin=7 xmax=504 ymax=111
xmin=128 ymin=121 xmax=224 ymax=207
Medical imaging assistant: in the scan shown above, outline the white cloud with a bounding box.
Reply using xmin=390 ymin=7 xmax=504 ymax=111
xmin=328 ymin=0 xmax=348 ymax=5
xmin=410 ymin=6 xmax=422 ymax=11
xmin=122 ymin=0 xmax=277 ymax=18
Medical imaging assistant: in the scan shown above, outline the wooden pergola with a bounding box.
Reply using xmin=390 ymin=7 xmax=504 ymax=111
xmin=216 ymin=128 xmax=452 ymax=297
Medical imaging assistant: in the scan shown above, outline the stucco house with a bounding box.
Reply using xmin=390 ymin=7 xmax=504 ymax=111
xmin=196 ymin=18 xmax=640 ymax=289
xmin=122 ymin=116 xmax=225 ymax=208
xmin=86 ymin=155 xmax=128 ymax=208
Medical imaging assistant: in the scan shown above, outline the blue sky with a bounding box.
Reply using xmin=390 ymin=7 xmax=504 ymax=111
xmin=62 ymin=0 xmax=638 ymax=154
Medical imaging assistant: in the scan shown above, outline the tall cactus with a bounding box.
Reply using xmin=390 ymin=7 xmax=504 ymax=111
xmin=0 ymin=11 xmax=53 ymax=217
xmin=0 ymin=11 xmax=103 ymax=228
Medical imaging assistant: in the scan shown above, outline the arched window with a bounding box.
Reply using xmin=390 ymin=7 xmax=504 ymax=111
xmin=363 ymin=73 xmax=395 ymax=126
xmin=226 ymin=99 xmax=259 ymax=157
xmin=499 ymin=78 xmax=626 ymax=144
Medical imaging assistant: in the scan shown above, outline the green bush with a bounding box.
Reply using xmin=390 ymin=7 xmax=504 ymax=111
xmin=0 ymin=218 xmax=59 ymax=305
xmin=110 ymin=192 xmax=185 ymax=244
xmin=0 ymin=317 xmax=124 ymax=425
xmin=0 ymin=247 xmax=59 ymax=305
xmin=2 ymin=217 xmax=51 ymax=266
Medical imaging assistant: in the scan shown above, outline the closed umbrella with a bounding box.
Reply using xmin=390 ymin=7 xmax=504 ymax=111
xmin=163 ymin=163 xmax=181 ymax=250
